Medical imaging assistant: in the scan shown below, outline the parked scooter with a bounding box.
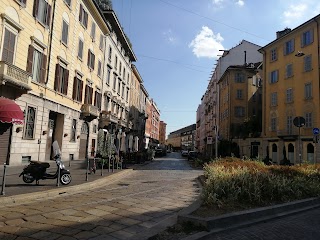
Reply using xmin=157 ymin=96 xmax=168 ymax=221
xmin=19 ymin=141 xmax=72 ymax=185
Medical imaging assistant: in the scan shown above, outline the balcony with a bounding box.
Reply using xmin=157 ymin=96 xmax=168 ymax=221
xmin=118 ymin=117 xmax=127 ymax=128
xmin=0 ymin=61 xmax=32 ymax=93
xmin=81 ymin=104 xmax=99 ymax=122
xmin=99 ymin=110 xmax=119 ymax=128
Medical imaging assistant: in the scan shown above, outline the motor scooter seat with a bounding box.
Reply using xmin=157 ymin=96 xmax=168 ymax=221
xmin=29 ymin=161 xmax=50 ymax=168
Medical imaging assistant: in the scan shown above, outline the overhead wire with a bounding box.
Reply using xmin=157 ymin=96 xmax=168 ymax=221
xmin=158 ymin=0 xmax=270 ymax=42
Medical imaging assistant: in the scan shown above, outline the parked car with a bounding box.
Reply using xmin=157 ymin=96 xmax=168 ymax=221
xmin=181 ymin=150 xmax=189 ymax=157
xmin=188 ymin=151 xmax=199 ymax=161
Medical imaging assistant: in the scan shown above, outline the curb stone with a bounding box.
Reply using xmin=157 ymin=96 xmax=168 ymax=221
xmin=0 ymin=169 xmax=133 ymax=207
xmin=178 ymin=197 xmax=320 ymax=240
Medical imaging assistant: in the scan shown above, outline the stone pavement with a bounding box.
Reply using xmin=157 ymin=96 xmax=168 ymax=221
xmin=0 ymin=159 xmax=128 ymax=203
xmin=0 ymin=153 xmax=203 ymax=240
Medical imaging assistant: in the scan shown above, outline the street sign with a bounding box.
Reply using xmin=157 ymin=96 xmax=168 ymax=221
xmin=293 ymin=116 xmax=305 ymax=127
xmin=313 ymin=128 xmax=320 ymax=135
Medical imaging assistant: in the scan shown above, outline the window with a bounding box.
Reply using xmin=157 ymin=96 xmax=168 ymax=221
xmin=285 ymin=63 xmax=293 ymax=78
xmin=113 ymin=74 xmax=117 ymax=91
xmin=270 ymin=70 xmax=278 ymax=83
xmin=304 ymin=54 xmax=312 ymax=72
xmin=24 ymin=106 xmax=36 ymax=139
xmin=106 ymin=67 xmax=111 ymax=85
xmin=77 ymin=38 xmax=83 ymax=59
xmin=121 ymin=82 xmax=125 ymax=99
xmin=1 ymin=28 xmax=17 ymax=64
xmin=270 ymin=48 xmax=277 ymax=61
xmin=99 ymin=34 xmax=104 ymax=50
xmin=284 ymin=39 xmax=294 ymax=55
xmin=108 ymin=46 xmax=112 ymax=61
xmin=33 ymin=0 xmax=51 ymax=27
xmin=90 ymin=22 xmax=96 ymax=40
xmin=271 ymin=117 xmax=276 ymax=131
xmin=16 ymin=0 xmax=27 ymax=7
xmin=94 ymin=91 xmax=102 ymax=110
xmin=114 ymin=55 xmax=118 ymax=69
xmin=26 ymin=45 xmax=47 ymax=83
xmin=79 ymin=4 xmax=88 ymax=28
xmin=305 ymin=112 xmax=312 ymax=128
xmin=236 ymin=89 xmax=243 ymax=99
xmin=305 ymin=83 xmax=312 ymax=99
xmin=72 ymin=74 xmax=83 ymax=102
xmin=61 ymin=19 xmax=69 ymax=45
xmin=301 ymin=29 xmax=313 ymax=47
xmin=54 ymin=63 xmax=69 ymax=95
xmin=123 ymin=68 xmax=126 ymax=79
xmin=286 ymin=88 xmax=293 ymax=103
xmin=287 ymin=116 xmax=293 ymax=134
xmin=127 ymin=73 xmax=130 ymax=85
xmin=234 ymin=106 xmax=245 ymax=117
xmin=117 ymin=79 xmax=121 ymax=95
xmin=271 ymin=92 xmax=277 ymax=106
xmin=87 ymin=50 xmax=95 ymax=70
xmin=119 ymin=62 xmax=122 ymax=76
xmin=126 ymin=88 xmax=129 ymax=102
xmin=71 ymin=119 xmax=76 ymax=142
xmin=234 ymin=72 xmax=245 ymax=83
xmin=84 ymin=85 xmax=93 ymax=104
xmin=64 ymin=0 xmax=71 ymax=6
xmin=105 ymin=97 xmax=110 ymax=111
xmin=97 ymin=60 xmax=102 ymax=77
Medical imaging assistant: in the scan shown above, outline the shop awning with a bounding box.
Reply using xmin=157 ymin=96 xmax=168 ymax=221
xmin=0 ymin=97 xmax=24 ymax=124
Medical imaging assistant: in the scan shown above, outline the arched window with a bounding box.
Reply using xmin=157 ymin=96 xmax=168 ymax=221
xmin=272 ymin=143 xmax=278 ymax=163
xmin=307 ymin=143 xmax=314 ymax=164
xmin=288 ymin=143 xmax=294 ymax=164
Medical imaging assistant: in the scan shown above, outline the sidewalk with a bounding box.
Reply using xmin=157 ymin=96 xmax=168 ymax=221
xmin=0 ymin=159 xmax=133 ymax=205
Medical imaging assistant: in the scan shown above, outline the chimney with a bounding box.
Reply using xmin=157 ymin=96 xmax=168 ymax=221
xmin=244 ymin=51 xmax=247 ymax=66
xmin=276 ymin=28 xmax=291 ymax=39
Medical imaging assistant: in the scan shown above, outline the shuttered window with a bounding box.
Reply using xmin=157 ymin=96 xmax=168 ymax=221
xmin=33 ymin=0 xmax=52 ymax=27
xmin=54 ymin=64 xmax=69 ymax=95
xmin=26 ymin=45 xmax=47 ymax=84
xmin=79 ymin=4 xmax=88 ymax=28
xmin=94 ymin=91 xmax=102 ymax=110
xmin=84 ymin=85 xmax=93 ymax=105
xmin=78 ymin=38 xmax=83 ymax=59
xmin=87 ymin=50 xmax=95 ymax=70
xmin=72 ymin=76 xmax=83 ymax=102
xmin=1 ymin=28 xmax=16 ymax=64
xmin=61 ymin=20 xmax=69 ymax=45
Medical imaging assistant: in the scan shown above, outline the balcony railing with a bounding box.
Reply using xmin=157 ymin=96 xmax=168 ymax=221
xmin=81 ymin=104 xmax=99 ymax=119
xmin=0 ymin=61 xmax=32 ymax=91
xmin=100 ymin=111 xmax=119 ymax=126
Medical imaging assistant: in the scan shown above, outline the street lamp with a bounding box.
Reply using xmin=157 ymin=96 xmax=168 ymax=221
xmin=293 ymin=116 xmax=305 ymax=165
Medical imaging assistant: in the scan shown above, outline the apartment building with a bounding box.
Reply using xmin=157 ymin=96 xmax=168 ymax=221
xmin=0 ymin=0 xmax=113 ymax=165
xmin=148 ymin=98 xmax=160 ymax=147
xmin=167 ymin=124 xmax=196 ymax=151
xmin=259 ymin=15 xmax=320 ymax=164
xmin=139 ymin=84 xmax=149 ymax=149
xmin=218 ymin=63 xmax=262 ymax=157
xmin=198 ymin=40 xmax=262 ymax=158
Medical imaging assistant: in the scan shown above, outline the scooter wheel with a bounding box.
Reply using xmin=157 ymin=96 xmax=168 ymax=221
xmin=60 ymin=173 xmax=72 ymax=185
xmin=22 ymin=173 xmax=35 ymax=183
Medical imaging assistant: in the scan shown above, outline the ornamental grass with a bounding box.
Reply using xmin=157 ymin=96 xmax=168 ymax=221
xmin=202 ymin=158 xmax=320 ymax=209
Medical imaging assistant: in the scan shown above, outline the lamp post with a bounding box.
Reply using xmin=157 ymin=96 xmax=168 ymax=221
xmin=293 ymin=116 xmax=305 ymax=165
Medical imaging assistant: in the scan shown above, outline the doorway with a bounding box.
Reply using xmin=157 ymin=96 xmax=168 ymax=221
xmin=79 ymin=122 xmax=88 ymax=159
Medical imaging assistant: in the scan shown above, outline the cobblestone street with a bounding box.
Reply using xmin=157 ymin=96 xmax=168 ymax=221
xmin=0 ymin=152 xmax=202 ymax=240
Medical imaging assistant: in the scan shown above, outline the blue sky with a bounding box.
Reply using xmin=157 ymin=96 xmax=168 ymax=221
xmin=112 ymin=0 xmax=320 ymax=136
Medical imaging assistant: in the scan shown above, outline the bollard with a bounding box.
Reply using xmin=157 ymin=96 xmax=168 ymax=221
xmin=101 ymin=159 xmax=104 ymax=176
xmin=85 ymin=157 xmax=89 ymax=181
xmin=1 ymin=164 xmax=7 ymax=195
xmin=112 ymin=156 xmax=114 ymax=173
xmin=108 ymin=157 xmax=111 ymax=173
xmin=56 ymin=165 xmax=60 ymax=187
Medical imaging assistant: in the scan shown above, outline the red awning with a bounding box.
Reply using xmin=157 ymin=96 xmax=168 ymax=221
xmin=0 ymin=97 xmax=24 ymax=124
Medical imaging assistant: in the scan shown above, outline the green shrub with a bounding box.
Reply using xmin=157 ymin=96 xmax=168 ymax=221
xmin=202 ymin=158 xmax=320 ymax=208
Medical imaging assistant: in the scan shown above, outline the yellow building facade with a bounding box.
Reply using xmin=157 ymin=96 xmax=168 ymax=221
xmin=260 ymin=15 xmax=320 ymax=164
xmin=0 ymin=0 xmax=110 ymax=165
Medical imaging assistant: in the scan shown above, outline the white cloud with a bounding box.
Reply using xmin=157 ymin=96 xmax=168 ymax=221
xmin=212 ymin=0 xmax=244 ymax=7
xmin=282 ymin=3 xmax=308 ymax=25
xmin=236 ymin=0 xmax=244 ymax=6
xmin=189 ymin=26 xmax=224 ymax=58
xmin=163 ymin=29 xmax=177 ymax=44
